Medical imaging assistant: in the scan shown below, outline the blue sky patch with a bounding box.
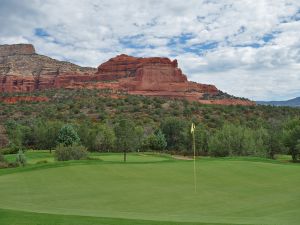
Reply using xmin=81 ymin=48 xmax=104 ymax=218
xmin=234 ymin=43 xmax=261 ymax=48
xmin=183 ymin=41 xmax=219 ymax=55
xmin=262 ymin=32 xmax=280 ymax=43
xmin=167 ymin=33 xmax=195 ymax=48
xmin=119 ymin=34 xmax=154 ymax=49
xmin=34 ymin=28 xmax=50 ymax=37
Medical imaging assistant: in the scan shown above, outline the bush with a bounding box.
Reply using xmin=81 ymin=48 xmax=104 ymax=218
xmin=0 ymin=161 xmax=9 ymax=169
xmin=0 ymin=153 xmax=19 ymax=169
xmin=36 ymin=160 xmax=48 ymax=164
xmin=55 ymin=144 xmax=88 ymax=161
xmin=16 ymin=149 xmax=26 ymax=166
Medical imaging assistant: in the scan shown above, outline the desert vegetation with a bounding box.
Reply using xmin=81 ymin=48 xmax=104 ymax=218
xmin=0 ymin=89 xmax=300 ymax=162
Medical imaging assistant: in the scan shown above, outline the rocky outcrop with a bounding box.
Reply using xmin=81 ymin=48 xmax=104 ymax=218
xmin=0 ymin=44 xmax=35 ymax=57
xmin=0 ymin=44 xmax=96 ymax=92
xmin=0 ymin=44 xmax=254 ymax=106
xmin=96 ymin=54 xmax=219 ymax=96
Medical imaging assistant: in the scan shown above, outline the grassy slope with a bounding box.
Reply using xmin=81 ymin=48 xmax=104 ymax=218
xmin=0 ymin=153 xmax=300 ymax=225
xmin=0 ymin=208 xmax=239 ymax=225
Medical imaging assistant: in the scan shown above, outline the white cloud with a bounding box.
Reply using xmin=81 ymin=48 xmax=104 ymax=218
xmin=0 ymin=0 xmax=300 ymax=100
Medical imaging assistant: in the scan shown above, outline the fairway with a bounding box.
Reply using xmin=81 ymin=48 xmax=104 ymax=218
xmin=0 ymin=154 xmax=300 ymax=225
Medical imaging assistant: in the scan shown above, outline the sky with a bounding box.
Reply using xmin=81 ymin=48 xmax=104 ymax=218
xmin=0 ymin=0 xmax=300 ymax=101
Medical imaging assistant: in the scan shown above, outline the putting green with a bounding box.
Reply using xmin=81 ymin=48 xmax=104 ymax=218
xmin=0 ymin=157 xmax=299 ymax=225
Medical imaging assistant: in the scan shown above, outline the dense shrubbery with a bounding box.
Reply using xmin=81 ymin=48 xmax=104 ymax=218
xmin=208 ymin=124 xmax=268 ymax=157
xmin=55 ymin=144 xmax=88 ymax=161
xmin=1 ymin=89 xmax=300 ymax=161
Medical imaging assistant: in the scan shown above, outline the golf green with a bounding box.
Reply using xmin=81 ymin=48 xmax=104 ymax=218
xmin=0 ymin=156 xmax=299 ymax=225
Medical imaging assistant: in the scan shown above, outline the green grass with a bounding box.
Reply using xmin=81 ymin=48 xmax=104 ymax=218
xmin=4 ymin=151 xmax=171 ymax=164
xmin=89 ymin=152 xmax=171 ymax=162
xmin=0 ymin=153 xmax=300 ymax=225
xmin=0 ymin=208 xmax=238 ymax=225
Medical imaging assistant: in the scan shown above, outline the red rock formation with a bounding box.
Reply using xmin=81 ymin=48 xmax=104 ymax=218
xmin=96 ymin=54 xmax=218 ymax=95
xmin=0 ymin=44 xmax=35 ymax=57
xmin=0 ymin=44 xmax=254 ymax=106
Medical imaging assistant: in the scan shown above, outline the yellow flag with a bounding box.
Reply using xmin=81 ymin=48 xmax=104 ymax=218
xmin=191 ymin=123 xmax=195 ymax=134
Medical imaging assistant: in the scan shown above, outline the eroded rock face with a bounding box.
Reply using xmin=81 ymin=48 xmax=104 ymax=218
xmin=0 ymin=44 xmax=35 ymax=57
xmin=96 ymin=54 xmax=186 ymax=82
xmin=0 ymin=44 xmax=254 ymax=106
xmin=96 ymin=54 xmax=218 ymax=95
xmin=0 ymin=44 xmax=96 ymax=92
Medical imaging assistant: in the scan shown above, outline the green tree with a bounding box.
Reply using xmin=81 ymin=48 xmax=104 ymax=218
xmin=283 ymin=118 xmax=300 ymax=161
xmin=161 ymin=117 xmax=188 ymax=151
xmin=114 ymin=119 xmax=136 ymax=162
xmin=295 ymin=140 xmax=300 ymax=161
xmin=57 ymin=125 xmax=80 ymax=147
xmin=208 ymin=123 xmax=267 ymax=157
xmin=134 ymin=126 xmax=144 ymax=152
xmin=208 ymin=124 xmax=244 ymax=157
xmin=31 ymin=121 xmax=62 ymax=153
xmin=5 ymin=120 xmax=25 ymax=153
xmin=77 ymin=122 xmax=95 ymax=151
xmin=94 ymin=124 xmax=116 ymax=152
xmin=148 ymin=129 xmax=167 ymax=151
xmin=265 ymin=120 xmax=284 ymax=159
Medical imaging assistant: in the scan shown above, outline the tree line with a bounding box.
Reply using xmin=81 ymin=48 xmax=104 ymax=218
xmin=1 ymin=116 xmax=300 ymax=162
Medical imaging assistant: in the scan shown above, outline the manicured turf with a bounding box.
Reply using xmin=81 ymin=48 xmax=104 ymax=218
xmin=0 ymin=208 xmax=237 ymax=225
xmin=89 ymin=152 xmax=171 ymax=162
xmin=4 ymin=150 xmax=55 ymax=164
xmin=4 ymin=151 xmax=171 ymax=164
xmin=0 ymin=153 xmax=299 ymax=225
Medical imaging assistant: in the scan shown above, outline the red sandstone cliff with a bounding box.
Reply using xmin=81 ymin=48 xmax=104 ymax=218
xmin=0 ymin=44 xmax=254 ymax=106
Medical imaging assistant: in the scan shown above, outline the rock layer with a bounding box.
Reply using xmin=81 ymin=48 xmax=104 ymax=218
xmin=0 ymin=44 xmax=35 ymax=57
xmin=0 ymin=44 xmax=254 ymax=106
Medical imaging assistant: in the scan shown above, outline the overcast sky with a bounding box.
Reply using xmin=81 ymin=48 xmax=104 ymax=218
xmin=1 ymin=0 xmax=300 ymax=100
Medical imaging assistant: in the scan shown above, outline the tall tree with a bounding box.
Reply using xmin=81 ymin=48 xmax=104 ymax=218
xmin=114 ymin=119 xmax=136 ymax=162
xmin=283 ymin=118 xmax=300 ymax=161
xmin=161 ymin=117 xmax=188 ymax=151
xmin=94 ymin=124 xmax=116 ymax=152
xmin=134 ymin=126 xmax=144 ymax=152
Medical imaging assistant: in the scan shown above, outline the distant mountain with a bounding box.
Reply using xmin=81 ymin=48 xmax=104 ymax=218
xmin=257 ymin=97 xmax=300 ymax=107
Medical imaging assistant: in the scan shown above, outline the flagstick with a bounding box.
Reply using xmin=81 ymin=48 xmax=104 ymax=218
xmin=192 ymin=129 xmax=197 ymax=193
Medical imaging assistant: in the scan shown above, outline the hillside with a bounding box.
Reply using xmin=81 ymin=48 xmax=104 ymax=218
xmin=0 ymin=44 xmax=253 ymax=106
xmin=257 ymin=97 xmax=300 ymax=107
